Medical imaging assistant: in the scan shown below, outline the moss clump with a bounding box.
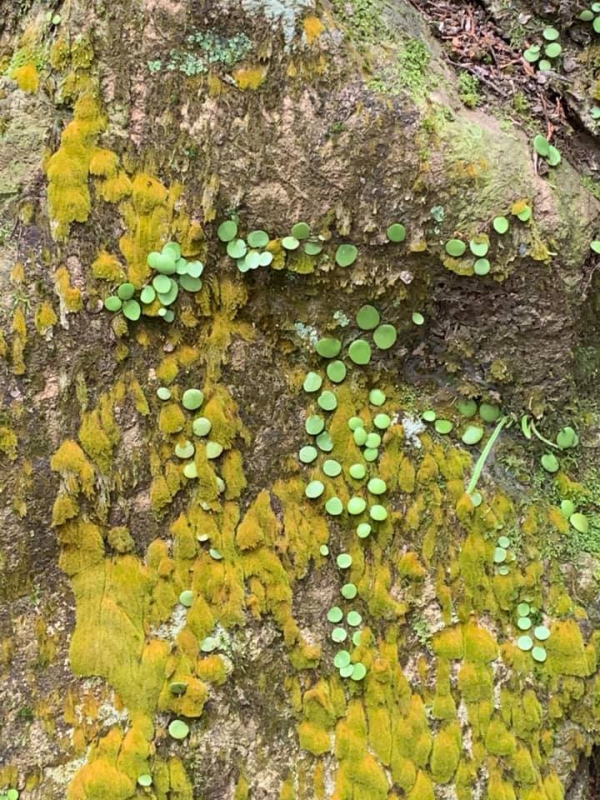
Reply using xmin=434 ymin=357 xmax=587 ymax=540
xmin=52 ymin=492 xmax=80 ymax=526
xmin=46 ymin=95 xmax=107 ymax=239
xmin=78 ymin=394 xmax=121 ymax=473
xmin=433 ymin=626 xmax=464 ymax=659
xmin=159 ymin=403 xmax=186 ymax=434
xmin=92 ymin=251 xmax=125 ymax=282
xmin=236 ymin=490 xmax=280 ymax=551
xmin=484 ymin=716 xmax=517 ymax=757
xmin=12 ymin=62 xmax=39 ymax=92
xmin=464 ymin=621 xmax=498 ymax=663
xmin=107 ymin=526 xmax=135 ymax=554
xmin=89 ymin=148 xmax=119 ymax=178
xmin=51 ymin=440 xmax=95 ymax=496
xmin=0 ymin=426 xmax=18 ymax=460
xmin=55 ymin=266 xmax=83 ymax=311
xmin=546 ymin=620 xmax=593 ymax=677
xmin=34 ymin=300 xmax=58 ymax=335
xmin=430 ymin=722 xmax=461 ymax=782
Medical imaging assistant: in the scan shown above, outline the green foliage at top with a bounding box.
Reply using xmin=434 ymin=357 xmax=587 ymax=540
xmin=331 ymin=0 xmax=388 ymax=43
xmin=457 ymin=72 xmax=481 ymax=109
xmin=148 ymin=30 xmax=253 ymax=76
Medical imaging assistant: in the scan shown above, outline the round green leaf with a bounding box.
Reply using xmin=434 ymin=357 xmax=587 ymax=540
xmin=304 ymin=241 xmax=323 ymax=256
xmin=157 ymin=387 xmax=171 ymax=400
xmin=462 ymin=425 xmax=484 ymax=445
xmin=374 ymin=413 xmax=391 ymax=430
xmin=328 ymin=606 xmax=343 ymax=623
xmin=422 ymin=410 xmax=437 ymax=422
xmin=365 ymin=433 xmax=381 ymax=448
xmin=332 ymin=627 xmax=348 ymax=643
xmin=337 ymin=553 xmax=353 ymax=569
xmin=560 ymin=499 xmax=575 ymax=519
xmin=591 ymin=240 xmax=600 ymax=254
xmin=369 ymin=389 xmax=386 ymax=406
xmin=105 ymin=296 xmax=122 ymax=312
xmin=457 ymin=399 xmax=477 ymax=417
xmin=299 ymin=446 xmax=318 ymax=464
xmin=364 ymin=447 xmax=379 ymax=462
xmin=138 ymin=775 xmax=153 ymax=788
xmin=356 ymin=523 xmax=371 ymax=538
xmin=218 ymin=220 xmax=238 ymax=242
xmin=316 ymin=338 xmax=342 ymax=358
xmin=435 ymin=419 xmax=453 ymax=434
xmin=334 ymin=650 xmax=351 ymax=669
xmin=190 ymin=417 xmax=211 ymax=440
xmin=179 ymin=590 xmax=193 ymax=607
xmin=353 ymin=427 xmax=368 ymax=446
xmin=316 ymin=431 xmax=334 ymax=452
xmin=412 ymin=311 xmax=425 ymax=326
xmin=493 ymin=216 xmax=509 ymax=234
xmin=168 ymin=720 xmax=190 ymax=740
xmin=123 ymin=300 xmax=141 ymax=321
xmin=306 ymin=415 xmax=325 ymax=435
xmin=305 ymin=480 xmax=325 ymax=499
xmin=349 ymin=463 xmax=366 ymax=480
xmin=169 ymin=681 xmax=188 ymax=695
xmin=356 ymin=304 xmax=380 ymax=330
xmin=370 ymin=504 xmax=387 ymax=521
xmin=517 ymin=205 xmax=532 ymax=222
xmin=327 ymin=360 xmax=347 ymax=383
xmin=479 ymin=403 xmax=501 ymax=422
xmin=118 ymin=282 xmax=135 ymax=300
xmin=524 ymin=48 xmax=540 ymax=63
xmin=336 ymin=244 xmax=358 ymax=267
xmin=179 ymin=274 xmax=202 ymax=292
xmin=580 ymin=10 xmax=594 ymax=21
xmin=469 ymin=237 xmax=489 ymax=257
xmin=493 ymin=547 xmax=507 ymax=564
xmin=347 ymin=610 xmax=362 ymax=627
xmin=547 ymin=146 xmax=561 ymax=167
xmin=303 ymin=371 xmax=323 ymax=392
xmin=517 ymin=617 xmax=532 ymax=631
xmin=206 ymin=442 xmax=223 ymax=460
xmin=474 ymin=258 xmax=490 ymax=276
xmin=543 ymin=26 xmax=560 ymax=41
xmin=342 ymin=583 xmax=357 ymax=599
xmin=247 ymin=230 xmax=269 ymax=248
xmin=348 ymin=340 xmax=372 ymax=365
xmin=538 ymin=59 xmax=552 ymax=71
xmin=326 ymin=497 xmax=344 ymax=516
xmin=351 ymin=662 xmax=367 ymax=681
xmin=532 ymin=646 xmax=547 ymax=662
xmin=570 ymin=512 xmax=589 ymax=533
xmin=387 ymin=223 xmax=406 ymax=243
xmin=140 ymin=285 xmax=156 ymax=304
xmin=347 ymin=497 xmax=367 ymax=515
xmin=545 ymin=42 xmax=562 ymax=58
xmin=291 ymin=222 xmax=311 ymax=240
xmin=533 ymin=135 xmax=550 ymax=157
xmin=518 ymin=635 xmax=533 ymax=651
xmin=175 ymin=441 xmax=195 ymax=459
xmin=445 ymin=239 xmax=466 ymax=257
xmin=367 ymin=478 xmax=387 ymax=495
xmin=320 ymin=544 xmax=329 ymax=556
xmin=182 ymin=389 xmax=204 ymax=410
xmin=534 ymin=625 xmax=550 ymax=641
xmin=497 ymin=536 xmax=511 ymax=549
xmin=556 ymin=426 xmax=577 ymax=449
xmin=282 ymin=236 xmax=300 ymax=251
xmin=373 ymin=324 xmax=397 ymax=350
xmin=318 ymin=390 xmax=337 ymax=411
xmin=541 ymin=453 xmax=559 ymax=473
xmin=323 ymin=459 xmax=342 ymax=477
xmin=348 ymin=417 xmax=364 ymax=431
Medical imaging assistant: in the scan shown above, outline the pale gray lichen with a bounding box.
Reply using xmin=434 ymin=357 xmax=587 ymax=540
xmin=223 ymin=0 xmax=314 ymax=46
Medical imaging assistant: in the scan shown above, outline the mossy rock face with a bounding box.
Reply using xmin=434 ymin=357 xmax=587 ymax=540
xmin=2 ymin=0 xmax=600 ymax=799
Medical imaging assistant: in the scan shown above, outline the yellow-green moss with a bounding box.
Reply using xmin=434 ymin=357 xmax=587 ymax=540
xmin=51 ymin=440 xmax=95 ymax=496
xmin=55 ymin=266 xmax=83 ymax=311
xmin=12 ymin=62 xmax=39 ymax=92
xmin=546 ymin=620 xmax=592 ymax=677
xmin=484 ymin=716 xmax=517 ymax=757
xmin=92 ymin=251 xmax=125 ymax=282
xmin=34 ymin=301 xmax=58 ymax=335
xmin=159 ymin=403 xmax=186 ymax=434
xmin=0 ymin=426 xmax=18 ymax=460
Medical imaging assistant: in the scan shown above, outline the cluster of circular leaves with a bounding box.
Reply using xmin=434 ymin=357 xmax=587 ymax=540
xmin=157 ymin=385 xmax=225 ymax=493
xmin=422 ymin=398 xmax=501 ymax=448
xmin=493 ymin=533 xmax=515 ymax=576
xmin=522 ymin=416 xmax=578 ymax=474
xmin=327 ymin=602 xmax=367 ymax=681
xmin=559 ymin=498 xmax=590 ymax=536
xmin=104 ymin=242 xmax=203 ymax=322
xmin=0 ymin=790 xmax=19 ymax=800
xmin=218 ymin=218 xmax=328 ymax=273
xmin=515 ymin=600 xmax=550 ymax=662
xmin=579 ymin=3 xmax=600 ymax=33
xmin=533 ymin=134 xmax=561 ymax=167
xmin=523 ymin=26 xmax=562 ymax=71
xmin=443 ymin=208 xmax=519 ymax=276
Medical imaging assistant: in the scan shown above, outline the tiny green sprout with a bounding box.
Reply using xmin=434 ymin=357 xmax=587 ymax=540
xmin=517 ymin=617 xmax=532 ymax=630
xmin=518 ymin=635 xmax=533 ymax=651
xmin=435 ymin=419 xmax=453 ymax=434
xmin=347 ymin=610 xmax=362 ymax=626
xmin=336 ymin=244 xmax=358 ymax=267
xmin=591 ymin=240 xmax=600 ymax=254
xmin=466 ymin=416 xmax=512 ymax=494
xmin=192 ymin=417 xmax=211 ymax=437
xmin=412 ymin=311 xmax=424 ymax=325
xmin=560 ymin=499 xmax=575 ymax=518
xmin=179 ymin=590 xmax=194 ymax=607
xmin=118 ymin=282 xmax=135 ymax=300
xmin=316 ymin=431 xmax=334 ymax=451
xmin=227 ymin=239 xmax=247 ymax=259
xmin=347 ymin=496 xmax=367 ymax=515
xmin=182 ymin=389 xmax=204 ymax=410
xmin=422 ymin=410 xmax=437 ymax=422
xmin=369 ymin=389 xmax=386 ymax=406
xmin=332 ymin=627 xmax=348 ymax=643
xmin=533 ymin=135 xmax=550 ymax=157
xmin=445 ymin=239 xmax=466 ymax=257
xmin=370 ymin=504 xmax=388 ymax=521
xmin=337 ymin=553 xmax=352 ymax=568
xmin=387 ymin=223 xmax=406 ymax=242
xmin=544 ymin=42 xmax=562 ymax=58
xmin=462 ymin=425 xmax=484 ymax=445
xmin=351 ymin=662 xmax=367 ymax=681
xmin=318 ymin=390 xmax=337 ymax=411
xmin=516 ymin=205 xmax=532 ymax=222
xmin=304 ymin=240 xmax=323 ymax=256
xmin=320 ymin=544 xmax=329 ymax=556
xmin=299 ymin=445 xmax=318 ymax=464
xmin=138 ymin=774 xmax=153 ymax=788
xmin=457 ymin=399 xmax=477 ymax=417
xmin=342 ymin=583 xmax=358 ymax=598
xmin=556 ymin=426 xmax=578 ymax=449
xmin=356 ymin=523 xmax=371 ymax=538
xmin=327 ymin=606 xmax=344 ymax=623
xmin=479 ymin=403 xmax=501 ymax=423
xmin=534 ymin=625 xmax=550 ymax=641
xmin=538 ymin=59 xmax=552 ymax=71
xmin=532 ymin=646 xmax=547 ymax=662
xmin=306 ymin=415 xmax=325 ymax=435
xmin=474 ymin=258 xmax=490 ymax=276
xmin=327 ymin=360 xmax=347 ymax=383
xmin=206 ymin=441 xmax=223 ymax=459
xmin=323 ymin=459 xmax=342 ymax=477
xmin=494 ymin=547 xmax=507 ymax=564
